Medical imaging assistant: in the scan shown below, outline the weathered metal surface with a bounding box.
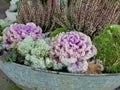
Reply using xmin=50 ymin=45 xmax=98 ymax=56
xmin=0 ymin=61 xmax=120 ymax=90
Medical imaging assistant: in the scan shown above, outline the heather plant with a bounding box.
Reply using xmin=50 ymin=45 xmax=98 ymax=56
xmin=17 ymin=0 xmax=61 ymax=32
xmin=93 ymin=25 xmax=120 ymax=73
xmin=17 ymin=0 xmax=120 ymax=38
xmin=53 ymin=0 xmax=120 ymax=38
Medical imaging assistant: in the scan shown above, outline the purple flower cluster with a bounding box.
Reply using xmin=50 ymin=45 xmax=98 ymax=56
xmin=49 ymin=31 xmax=97 ymax=72
xmin=3 ymin=22 xmax=44 ymax=46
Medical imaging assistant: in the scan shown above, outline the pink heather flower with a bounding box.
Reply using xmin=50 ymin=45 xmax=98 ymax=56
xmin=3 ymin=22 xmax=44 ymax=47
xmin=49 ymin=31 xmax=97 ymax=66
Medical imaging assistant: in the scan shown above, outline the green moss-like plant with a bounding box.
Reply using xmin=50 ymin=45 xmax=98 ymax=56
xmin=93 ymin=25 xmax=120 ymax=73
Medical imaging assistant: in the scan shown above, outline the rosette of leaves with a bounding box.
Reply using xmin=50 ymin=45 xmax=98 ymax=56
xmin=93 ymin=25 xmax=120 ymax=73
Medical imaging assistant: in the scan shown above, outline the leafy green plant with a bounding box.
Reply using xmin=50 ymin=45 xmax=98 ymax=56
xmin=3 ymin=50 xmax=24 ymax=63
xmin=93 ymin=25 xmax=120 ymax=73
xmin=50 ymin=28 xmax=67 ymax=38
xmin=3 ymin=50 xmax=18 ymax=62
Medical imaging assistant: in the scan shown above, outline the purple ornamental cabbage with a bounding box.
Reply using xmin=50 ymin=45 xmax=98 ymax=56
xmin=49 ymin=31 xmax=97 ymax=66
xmin=3 ymin=22 xmax=44 ymax=47
xmin=67 ymin=60 xmax=88 ymax=73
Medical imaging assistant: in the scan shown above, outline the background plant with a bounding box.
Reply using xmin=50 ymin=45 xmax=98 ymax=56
xmin=93 ymin=25 xmax=120 ymax=73
xmin=17 ymin=0 xmax=61 ymax=33
xmin=17 ymin=0 xmax=120 ymax=38
xmin=53 ymin=0 xmax=120 ymax=38
xmin=5 ymin=0 xmax=11 ymax=4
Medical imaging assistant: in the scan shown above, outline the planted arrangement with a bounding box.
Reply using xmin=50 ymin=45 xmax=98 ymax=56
xmin=0 ymin=0 xmax=120 ymax=74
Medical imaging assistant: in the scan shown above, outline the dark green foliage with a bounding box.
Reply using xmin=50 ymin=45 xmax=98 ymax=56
xmin=0 ymin=26 xmax=3 ymax=35
xmin=0 ymin=36 xmax=3 ymax=55
xmin=118 ymin=15 xmax=120 ymax=25
xmin=3 ymin=50 xmax=18 ymax=62
xmin=5 ymin=0 xmax=11 ymax=4
xmin=93 ymin=25 xmax=120 ymax=73
xmin=3 ymin=50 xmax=24 ymax=63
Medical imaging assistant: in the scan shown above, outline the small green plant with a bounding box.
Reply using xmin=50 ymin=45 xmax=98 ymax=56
xmin=3 ymin=50 xmax=24 ymax=63
xmin=50 ymin=28 xmax=67 ymax=38
xmin=3 ymin=50 xmax=18 ymax=62
xmin=93 ymin=25 xmax=120 ymax=73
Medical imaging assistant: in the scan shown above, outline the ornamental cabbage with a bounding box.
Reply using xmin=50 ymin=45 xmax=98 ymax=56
xmin=49 ymin=31 xmax=97 ymax=73
xmin=49 ymin=31 xmax=97 ymax=66
xmin=3 ymin=22 xmax=44 ymax=47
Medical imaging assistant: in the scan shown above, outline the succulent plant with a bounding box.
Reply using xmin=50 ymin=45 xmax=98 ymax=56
xmin=93 ymin=25 xmax=120 ymax=73
xmin=17 ymin=36 xmax=63 ymax=70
